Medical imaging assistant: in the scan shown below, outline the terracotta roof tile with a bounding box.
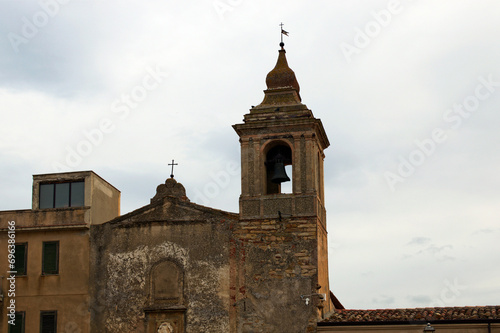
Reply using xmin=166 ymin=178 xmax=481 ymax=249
xmin=323 ymin=306 xmax=500 ymax=323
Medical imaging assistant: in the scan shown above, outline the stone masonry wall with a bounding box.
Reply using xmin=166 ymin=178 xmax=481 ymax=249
xmin=232 ymin=217 xmax=321 ymax=332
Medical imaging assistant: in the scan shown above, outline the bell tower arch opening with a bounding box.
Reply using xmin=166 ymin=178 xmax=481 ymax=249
xmin=264 ymin=142 xmax=292 ymax=195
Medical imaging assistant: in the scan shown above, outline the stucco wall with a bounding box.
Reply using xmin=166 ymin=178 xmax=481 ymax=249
xmin=0 ymin=207 xmax=89 ymax=228
xmin=89 ymin=172 xmax=120 ymax=225
xmin=0 ymin=227 xmax=91 ymax=333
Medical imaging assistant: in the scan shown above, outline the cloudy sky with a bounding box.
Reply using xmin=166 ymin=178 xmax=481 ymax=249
xmin=1 ymin=0 xmax=499 ymax=310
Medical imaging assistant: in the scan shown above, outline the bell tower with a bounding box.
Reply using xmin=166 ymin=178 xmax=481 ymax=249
xmin=232 ymin=41 xmax=332 ymax=332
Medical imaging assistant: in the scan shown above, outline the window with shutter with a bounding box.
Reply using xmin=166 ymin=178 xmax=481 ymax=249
xmin=8 ymin=311 xmax=25 ymax=333
xmin=40 ymin=311 xmax=57 ymax=333
xmin=14 ymin=243 xmax=27 ymax=276
xmin=42 ymin=242 xmax=59 ymax=275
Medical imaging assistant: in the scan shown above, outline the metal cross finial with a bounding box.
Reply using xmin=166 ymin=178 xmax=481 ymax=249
xmin=279 ymin=22 xmax=289 ymax=47
xmin=168 ymin=159 xmax=178 ymax=178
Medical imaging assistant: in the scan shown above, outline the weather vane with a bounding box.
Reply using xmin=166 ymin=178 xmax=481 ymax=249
xmin=279 ymin=22 xmax=289 ymax=48
xmin=168 ymin=159 xmax=178 ymax=178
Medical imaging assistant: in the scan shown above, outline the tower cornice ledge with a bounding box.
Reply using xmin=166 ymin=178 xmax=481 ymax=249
xmin=233 ymin=117 xmax=330 ymax=150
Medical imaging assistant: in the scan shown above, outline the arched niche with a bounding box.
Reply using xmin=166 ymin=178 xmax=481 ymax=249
xmin=263 ymin=141 xmax=293 ymax=194
xmin=150 ymin=260 xmax=184 ymax=305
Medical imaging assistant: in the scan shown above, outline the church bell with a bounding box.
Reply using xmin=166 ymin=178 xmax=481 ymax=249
xmin=270 ymin=155 xmax=290 ymax=184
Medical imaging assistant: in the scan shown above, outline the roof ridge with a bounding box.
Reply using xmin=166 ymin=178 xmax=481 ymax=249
xmin=324 ymin=305 xmax=500 ymax=323
xmin=337 ymin=305 xmax=499 ymax=311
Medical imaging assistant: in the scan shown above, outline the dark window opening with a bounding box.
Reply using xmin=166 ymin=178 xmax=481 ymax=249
xmin=42 ymin=242 xmax=59 ymax=275
xmin=265 ymin=144 xmax=292 ymax=194
xmin=14 ymin=243 xmax=27 ymax=276
xmin=40 ymin=311 xmax=57 ymax=333
xmin=39 ymin=181 xmax=84 ymax=209
xmin=8 ymin=311 xmax=25 ymax=333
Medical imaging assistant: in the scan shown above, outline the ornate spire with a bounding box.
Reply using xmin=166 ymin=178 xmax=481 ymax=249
xmin=265 ymin=47 xmax=300 ymax=95
xmin=263 ymin=23 xmax=299 ymax=95
xmin=250 ymin=26 xmax=304 ymax=108
xmin=253 ymin=44 xmax=302 ymax=108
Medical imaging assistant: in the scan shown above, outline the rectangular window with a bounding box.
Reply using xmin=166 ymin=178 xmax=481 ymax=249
xmin=42 ymin=242 xmax=59 ymax=275
xmin=39 ymin=184 xmax=55 ymax=209
xmin=8 ymin=311 xmax=25 ymax=333
xmin=40 ymin=311 xmax=57 ymax=333
xmin=39 ymin=181 xmax=84 ymax=209
xmin=14 ymin=243 xmax=27 ymax=276
xmin=70 ymin=181 xmax=85 ymax=206
xmin=54 ymin=183 xmax=70 ymax=208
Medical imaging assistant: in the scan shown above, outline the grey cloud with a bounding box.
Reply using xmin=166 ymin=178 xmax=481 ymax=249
xmin=372 ymin=295 xmax=395 ymax=306
xmin=416 ymin=244 xmax=453 ymax=256
xmin=407 ymin=237 xmax=432 ymax=246
xmin=407 ymin=295 xmax=432 ymax=306
xmin=473 ymin=229 xmax=496 ymax=235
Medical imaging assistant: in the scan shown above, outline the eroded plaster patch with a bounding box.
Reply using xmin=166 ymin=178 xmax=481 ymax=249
xmin=104 ymin=241 xmax=190 ymax=332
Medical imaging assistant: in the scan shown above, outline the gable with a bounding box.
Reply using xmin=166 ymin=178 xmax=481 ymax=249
xmin=103 ymin=177 xmax=237 ymax=226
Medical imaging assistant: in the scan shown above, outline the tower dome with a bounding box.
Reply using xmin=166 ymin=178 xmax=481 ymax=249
xmin=255 ymin=43 xmax=303 ymax=107
xmin=265 ymin=44 xmax=301 ymax=95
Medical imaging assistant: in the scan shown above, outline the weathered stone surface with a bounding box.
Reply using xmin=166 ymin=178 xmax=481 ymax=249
xmin=89 ymin=191 xmax=238 ymax=333
xmin=295 ymin=196 xmax=315 ymax=215
xmin=241 ymin=200 xmax=260 ymax=217
xmin=232 ymin=216 xmax=323 ymax=332
xmin=263 ymin=197 xmax=292 ymax=216
xmin=151 ymin=177 xmax=188 ymax=203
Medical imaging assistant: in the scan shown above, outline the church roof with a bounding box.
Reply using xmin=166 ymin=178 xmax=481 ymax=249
xmin=321 ymin=306 xmax=500 ymax=325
